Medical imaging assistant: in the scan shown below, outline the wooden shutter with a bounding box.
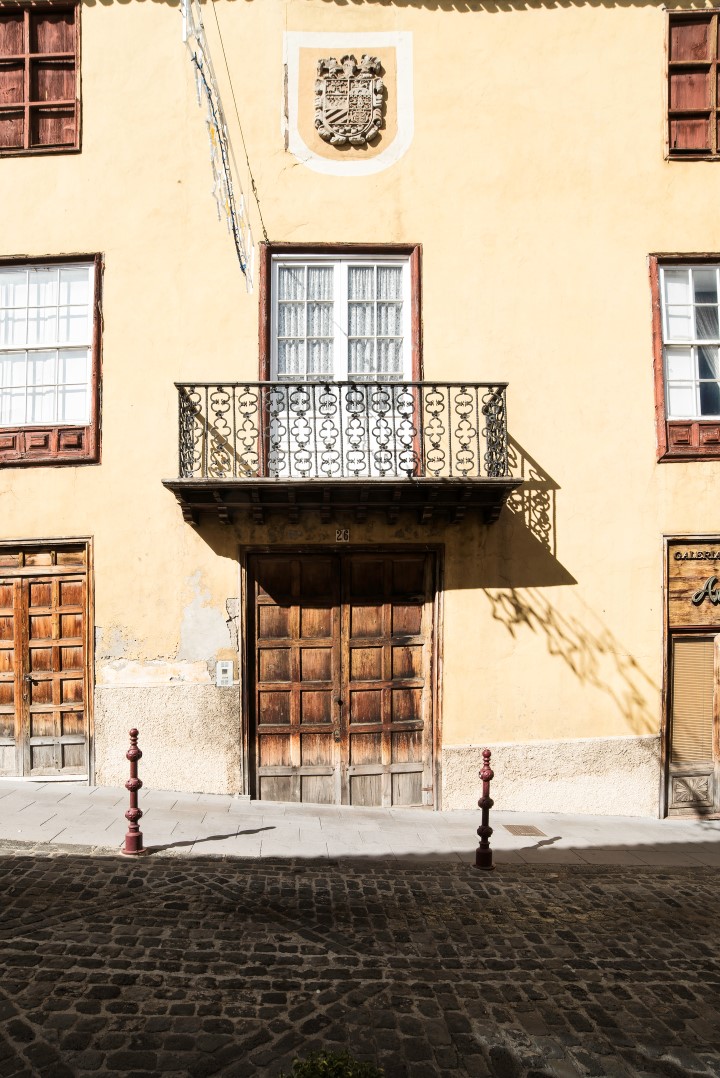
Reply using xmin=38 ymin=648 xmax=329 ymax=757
xmin=670 ymin=637 xmax=715 ymax=765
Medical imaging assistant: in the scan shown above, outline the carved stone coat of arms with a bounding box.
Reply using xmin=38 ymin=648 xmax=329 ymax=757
xmin=315 ymin=55 xmax=384 ymax=146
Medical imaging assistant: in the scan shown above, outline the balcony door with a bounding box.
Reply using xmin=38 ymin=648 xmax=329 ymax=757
xmin=248 ymin=550 xmax=436 ymax=807
xmin=267 ymin=253 xmax=417 ymax=478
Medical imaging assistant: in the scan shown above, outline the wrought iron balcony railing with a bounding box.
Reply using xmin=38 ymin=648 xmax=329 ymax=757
xmin=176 ymin=380 xmax=511 ymax=481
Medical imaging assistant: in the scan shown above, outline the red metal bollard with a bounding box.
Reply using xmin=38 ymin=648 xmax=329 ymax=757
xmin=121 ymin=728 xmax=149 ymax=856
xmin=475 ymin=747 xmax=495 ymax=871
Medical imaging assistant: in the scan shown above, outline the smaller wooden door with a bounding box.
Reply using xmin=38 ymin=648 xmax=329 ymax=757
xmin=667 ymin=634 xmax=720 ymax=816
xmin=249 ymin=550 xmax=436 ymax=808
xmin=0 ymin=545 xmax=89 ymax=778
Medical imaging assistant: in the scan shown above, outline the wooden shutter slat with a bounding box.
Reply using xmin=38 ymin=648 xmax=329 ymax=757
xmin=671 ymin=637 xmax=715 ymax=764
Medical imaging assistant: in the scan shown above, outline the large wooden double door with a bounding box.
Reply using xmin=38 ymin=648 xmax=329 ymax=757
xmin=0 ymin=544 xmax=89 ymax=778
xmin=248 ymin=551 xmax=436 ymax=807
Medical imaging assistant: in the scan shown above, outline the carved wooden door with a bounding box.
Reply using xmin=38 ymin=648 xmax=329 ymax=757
xmin=249 ymin=551 xmax=435 ymax=807
xmin=0 ymin=546 xmax=89 ymax=778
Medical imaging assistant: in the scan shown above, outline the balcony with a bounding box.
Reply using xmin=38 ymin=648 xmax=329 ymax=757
xmin=162 ymin=381 xmax=521 ymax=525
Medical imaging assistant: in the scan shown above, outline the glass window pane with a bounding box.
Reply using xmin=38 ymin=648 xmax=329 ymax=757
xmin=698 ymin=346 xmax=720 ymax=379
xmin=349 ymin=338 xmax=375 ymax=377
xmin=377 ymin=266 xmax=403 ymax=301
xmin=58 ymin=349 xmax=88 ymax=385
xmin=664 ymin=268 xmax=691 ymax=306
xmin=666 ymin=305 xmax=693 ymax=341
xmin=348 ymin=266 xmax=374 ymax=301
xmin=278 ymin=302 xmax=304 ymax=339
xmin=26 ymin=385 xmax=55 ymax=424
xmin=27 ymin=267 xmax=57 ymax=308
xmin=349 ymin=302 xmax=374 ymax=336
xmin=307 ymin=266 xmax=333 ymax=301
xmin=277 ymin=340 xmax=303 ymax=378
xmin=377 ymin=302 xmax=402 ymax=336
xmin=0 ymin=351 xmax=26 ymax=387
xmin=696 ymin=305 xmax=719 ymax=339
xmin=58 ymin=385 xmax=88 ymax=424
xmin=377 ymin=338 xmax=403 ymax=375
xmin=27 ymin=351 xmax=57 ymax=387
xmin=307 ymin=339 xmax=332 ymax=376
xmin=278 ymin=266 xmax=305 ymax=301
xmin=59 ymin=266 xmax=90 ymax=306
xmin=693 ymin=268 xmax=718 ymax=304
xmin=0 ymin=388 xmax=26 ymax=425
xmin=0 ymin=307 xmax=27 ymax=347
xmin=667 ymin=384 xmax=696 ymax=418
xmin=307 ymin=302 xmax=333 ymax=337
xmin=0 ymin=269 xmax=27 ymax=309
xmin=667 ymin=347 xmax=694 ymax=381
xmin=700 ymin=381 xmax=720 ymax=415
xmin=27 ymin=307 xmax=57 ymax=347
xmin=58 ymin=305 xmax=89 ymax=345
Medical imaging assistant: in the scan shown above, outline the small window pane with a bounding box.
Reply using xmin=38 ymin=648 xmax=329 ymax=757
xmin=58 ymin=305 xmax=89 ymax=345
xmin=307 ymin=339 xmax=332 ymax=376
xmin=693 ymin=268 xmax=718 ymax=304
xmin=26 ymin=385 xmax=54 ymax=424
xmin=666 ymin=348 xmax=694 ymax=381
xmin=699 ymin=381 xmax=720 ymax=415
xmin=307 ymin=266 xmax=333 ymax=301
xmin=349 ymin=338 xmax=375 ymax=377
xmin=666 ymin=305 xmax=693 ymax=341
xmin=58 ymin=349 xmax=88 ymax=386
xmin=0 ymin=269 xmax=27 ymax=308
xmin=27 ymin=307 xmax=57 ymax=347
xmin=0 ymin=308 xmax=27 ymax=347
xmin=278 ymin=266 xmax=304 ymax=302
xmin=668 ymin=383 xmax=696 ymax=418
xmin=696 ymin=305 xmax=719 ymax=340
xmin=28 ymin=267 xmax=58 ymax=308
xmin=307 ymin=302 xmax=333 ymax=337
xmin=27 ymin=351 xmax=57 ymax=387
xmin=277 ymin=340 xmax=303 ymax=378
xmin=0 ymin=388 xmax=25 ymax=425
xmin=698 ymin=346 xmax=720 ymax=379
xmin=377 ymin=267 xmax=403 ymax=301
xmin=664 ymin=269 xmax=692 ymax=306
xmin=348 ymin=267 xmax=374 ymax=301
xmin=377 ymin=338 xmax=403 ymax=374
xmin=277 ymin=302 xmax=304 ymax=339
xmin=59 ymin=267 xmax=90 ymax=306
xmin=0 ymin=352 xmax=26 ymax=388
xmin=377 ymin=303 xmax=403 ymax=336
xmin=349 ymin=302 xmax=374 ymax=336
xmin=58 ymin=385 xmax=88 ymax=424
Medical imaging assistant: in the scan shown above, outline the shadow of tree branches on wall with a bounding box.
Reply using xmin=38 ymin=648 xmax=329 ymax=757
xmin=485 ymin=587 xmax=659 ymax=736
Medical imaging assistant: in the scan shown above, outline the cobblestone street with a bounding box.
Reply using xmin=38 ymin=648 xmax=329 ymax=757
xmin=0 ymin=843 xmax=718 ymax=1077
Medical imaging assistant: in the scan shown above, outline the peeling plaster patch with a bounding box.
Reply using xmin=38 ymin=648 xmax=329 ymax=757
xmin=226 ymin=598 xmax=240 ymax=650
xmin=95 ymin=626 xmax=141 ymax=660
xmin=97 ymin=659 xmax=211 ymax=687
xmin=177 ymin=572 xmax=232 ymax=661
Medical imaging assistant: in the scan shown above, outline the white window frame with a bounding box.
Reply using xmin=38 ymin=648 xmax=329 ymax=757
xmin=0 ymin=260 xmax=95 ymax=429
xmin=660 ymin=263 xmax=720 ymax=420
xmin=270 ymin=254 xmax=412 ymax=383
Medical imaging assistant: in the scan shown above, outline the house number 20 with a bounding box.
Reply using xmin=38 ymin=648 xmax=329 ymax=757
xmin=336 ymin=529 xmax=350 ymax=542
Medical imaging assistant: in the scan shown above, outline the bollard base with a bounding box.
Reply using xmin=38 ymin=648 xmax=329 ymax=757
xmin=475 ymin=851 xmax=495 ymax=871
xmin=120 ymin=846 xmax=150 ymax=856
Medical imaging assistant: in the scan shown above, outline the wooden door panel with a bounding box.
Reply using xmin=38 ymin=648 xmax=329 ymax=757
xmin=0 ymin=580 xmax=19 ymax=775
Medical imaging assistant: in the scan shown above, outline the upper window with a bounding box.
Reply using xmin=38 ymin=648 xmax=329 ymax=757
xmin=667 ymin=13 xmax=720 ymax=159
xmin=0 ymin=4 xmax=80 ymax=156
xmin=651 ymin=257 xmax=720 ymax=460
xmin=0 ymin=258 xmax=100 ymax=465
xmin=264 ymin=248 xmax=420 ymax=383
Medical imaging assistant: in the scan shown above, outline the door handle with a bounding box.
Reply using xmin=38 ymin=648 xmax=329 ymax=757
xmin=334 ymin=729 xmax=341 ymax=743
xmin=23 ymin=674 xmax=38 ymax=684
xmin=334 ymin=697 xmax=344 ymax=707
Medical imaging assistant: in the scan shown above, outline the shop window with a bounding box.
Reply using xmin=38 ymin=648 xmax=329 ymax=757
xmin=0 ymin=3 xmax=80 ymax=156
xmin=650 ymin=257 xmax=720 ymax=460
xmin=0 ymin=257 xmax=101 ymax=465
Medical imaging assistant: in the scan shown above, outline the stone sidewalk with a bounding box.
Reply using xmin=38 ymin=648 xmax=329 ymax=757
xmin=0 ymin=778 xmax=719 ymax=866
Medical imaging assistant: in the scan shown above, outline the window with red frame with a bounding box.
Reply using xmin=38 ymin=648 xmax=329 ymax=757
xmin=0 ymin=4 xmax=79 ymax=155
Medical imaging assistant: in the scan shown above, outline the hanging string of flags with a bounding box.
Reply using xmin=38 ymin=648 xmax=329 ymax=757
xmin=182 ymin=0 xmax=254 ymax=291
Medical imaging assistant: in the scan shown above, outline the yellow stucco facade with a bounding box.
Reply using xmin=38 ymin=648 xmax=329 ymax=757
xmin=1 ymin=0 xmax=718 ymax=815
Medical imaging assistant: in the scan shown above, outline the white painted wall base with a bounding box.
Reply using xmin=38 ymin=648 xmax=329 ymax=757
xmin=441 ymin=736 xmax=662 ymax=817
xmin=94 ymin=685 xmax=242 ymax=796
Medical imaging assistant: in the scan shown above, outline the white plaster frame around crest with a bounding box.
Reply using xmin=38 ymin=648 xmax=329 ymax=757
xmin=284 ymin=31 xmax=414 ymax=177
